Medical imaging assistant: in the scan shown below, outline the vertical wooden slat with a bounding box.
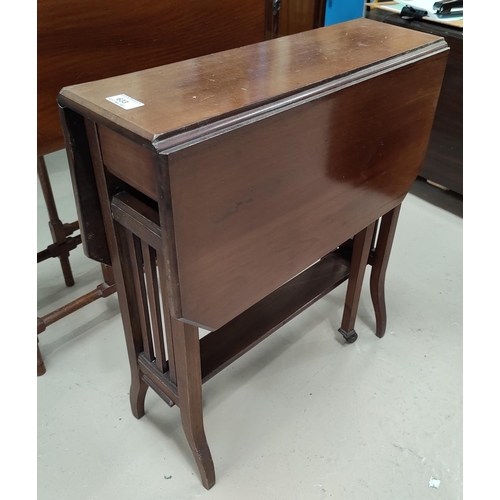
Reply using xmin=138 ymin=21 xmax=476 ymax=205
xmin=142 ymin=241 xmax=168 ymax=373
xmin=126 ymin=231 xmax=155 ymax=362
xmin=157 ymin=251 xmax=177 ymax=385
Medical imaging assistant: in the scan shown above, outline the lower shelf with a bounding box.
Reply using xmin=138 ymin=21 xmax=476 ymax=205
xmin=200 ymin=249 xmax=350 ymax=382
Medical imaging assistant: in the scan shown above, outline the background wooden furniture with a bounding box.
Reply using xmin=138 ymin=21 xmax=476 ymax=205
xmin=366 ymin=3 xmax=463 ymax=194
xmin=276 ymin=0 xmax=325 ymax=36
xmin=37 ymin=0 xmax=277 ymax=375
xmin=58 ymin=19 xmax=448 ymax=487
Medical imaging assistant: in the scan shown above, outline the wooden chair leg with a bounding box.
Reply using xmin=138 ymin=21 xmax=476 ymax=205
xmin=370 ymin=204 xmax=401 ymax=338
xmin=338 ymin=221 xmax=377 ymax=343
xmin=171 ymin=319 xmax=216 ymax=490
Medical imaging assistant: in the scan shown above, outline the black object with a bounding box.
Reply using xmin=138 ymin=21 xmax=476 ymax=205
xmin=433 ymin=0 xmax=463 ymax=18
xmin=401 ymin=5 xmax=427 ymax=20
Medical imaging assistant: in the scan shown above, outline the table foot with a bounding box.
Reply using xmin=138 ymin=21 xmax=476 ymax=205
xmin=173 ymin=320 xmax=216 ymax=489
xmin=338 ymin=328 xmax=358 ymax=343
xmin=182 ymin=413 xmax=216 ymax=489
xmin=339 ymin=222 xmax=376 ymax=339
xmin=130 ymin=376 xmax=148 ymax=419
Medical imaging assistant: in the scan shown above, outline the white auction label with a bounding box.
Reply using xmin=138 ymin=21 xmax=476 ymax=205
xmin=106 ymin=94 xmax=144 ymax=110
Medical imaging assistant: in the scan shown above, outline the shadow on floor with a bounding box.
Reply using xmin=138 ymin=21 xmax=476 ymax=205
xmin=410 ymin=176 xmax=463 ymax=218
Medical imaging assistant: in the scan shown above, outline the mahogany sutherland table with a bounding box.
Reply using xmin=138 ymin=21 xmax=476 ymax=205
xmin=58 ymin=19 xmax=448 ymax=489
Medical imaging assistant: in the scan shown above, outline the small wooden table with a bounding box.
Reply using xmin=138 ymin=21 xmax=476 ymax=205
xmin=58 ymin=18 xmax=448 ymax=489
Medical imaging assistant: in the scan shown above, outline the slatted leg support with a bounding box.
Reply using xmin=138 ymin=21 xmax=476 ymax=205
xmin=111 ymin=194 xmax=215 ymax=488
xmin=112 ymin=221 xmax=152 ymax=418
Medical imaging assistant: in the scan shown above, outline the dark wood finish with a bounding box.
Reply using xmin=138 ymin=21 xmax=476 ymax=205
xmin=110 ymin=192 xmax=161 ymax=250
xmin=366 ymin=6 xmax=463 ymax=194
xmin=127 ymin=232 xmax=155 ymax=363
xmin=37 ymin=269 xmax=116 ymax=334
xmin=277 ymin=0 xmax=318 ymax=36
xmin=273 ymin=0 xmax=325 ymax=37
xmin=370 ymin=204 xmax=401 ymax=338
xmin=37 ymin=104 xmax=118 ymax=376
xmin=171 ymin=320 xmax=215 ymax=490
xmin=339 ymin=222 xmax=376 ymax=342
xmin=59 ymin=21 xmax=445 ymax=147
xmin=58 ymin=20 xmax=448 ymax=488
xmin=156 ymin=251 xmax=178 ymax=387
xmin=37 ymin=1 xmax=276 ymax=375
xmin=37 ymin=156 xmax=77 ymax=286
xmin=165 ymin=51 xmax=443 ymax=329
xmin=200 ymin=250 xmax=351 ymax=382
xmin=313 ymin=0 xmax=327 ymax=29
xmin=83 ymin=116 xmax=150 ymax=419
xmin=59 ymin=19 xmax=448 ymax=330
xmin=104 ymin=189 xmax=414 ymax=487
xmin=37 ymin=234 xmax=81 ymax=264
xmin=138 ymin=355 xmax=177 ymax=407
xmin=142 ymin=241 xmax=168 ymax=372
xmin=36 ymin=265 xmax=115 ymax=375
xmin=113 ymin=221 xmax=150 ymax=419
xmin=420 ymin=34 xmax=462 ymax=194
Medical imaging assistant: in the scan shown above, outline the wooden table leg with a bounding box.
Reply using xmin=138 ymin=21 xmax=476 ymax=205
xmin=37 ymin=156 xmax=75 ymax=287
xmin=370 ymin=204 xmax=401 ymax=338
xmin=338 ymin=221 xmax=377 ymax=343
xmin=37 ymin=336 xmax=46 ymax=376
xmin=112 ymin=222 xmax=150 ymax=419
xmin=171 ymin=319 xmax=216 ymax=490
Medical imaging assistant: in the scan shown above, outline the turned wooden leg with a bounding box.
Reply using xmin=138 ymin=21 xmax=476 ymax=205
xmin=339 ymin=221 xmax=377 ymax=343
xmin=37 ymin=336 xmax=46 ymax=376
xmin=171 ymin=319 xmax=216 ymax=490
xmin=37 ymin=156 xmax=75 ymax=287
xmin=370 ymin=204 xmax=401 ymax=338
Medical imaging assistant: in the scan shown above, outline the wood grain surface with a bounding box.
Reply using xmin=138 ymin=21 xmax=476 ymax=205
xmin=59 ymin=19 xmax=446 ymax=147
xmin=167 ymin=53 xmax=447 ymax=328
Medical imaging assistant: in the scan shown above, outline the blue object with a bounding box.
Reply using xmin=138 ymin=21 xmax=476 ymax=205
xmin=324 ymin=0 xmax=365 ymax=26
